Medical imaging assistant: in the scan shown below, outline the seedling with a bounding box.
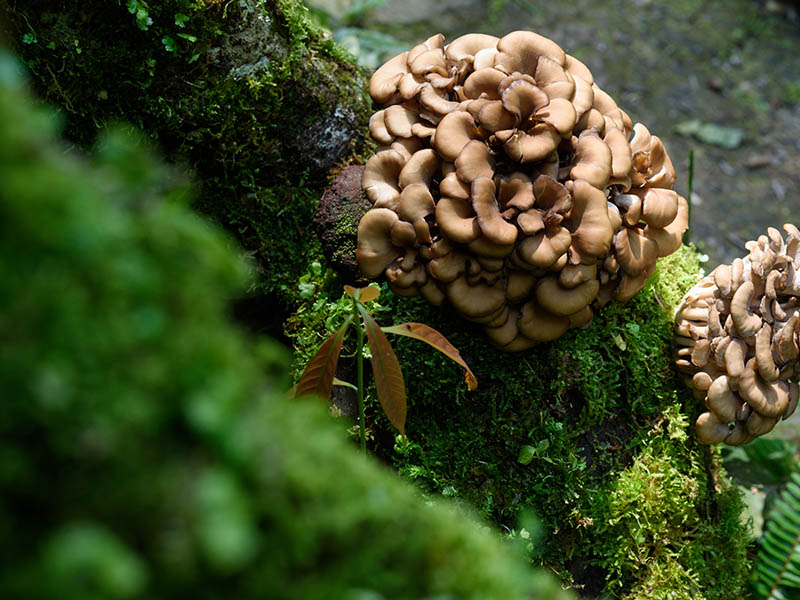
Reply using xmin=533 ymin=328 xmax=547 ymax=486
xmin=293 ymin=285 xmax=477 ymax=452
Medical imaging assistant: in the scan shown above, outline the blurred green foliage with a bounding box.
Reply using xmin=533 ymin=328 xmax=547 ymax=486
xmin=0 ymin=50 xmax=574 ymax=600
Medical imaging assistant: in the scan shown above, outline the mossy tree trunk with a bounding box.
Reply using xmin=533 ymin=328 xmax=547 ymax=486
xmin=1 ymin=0 xmax=372 ymax=321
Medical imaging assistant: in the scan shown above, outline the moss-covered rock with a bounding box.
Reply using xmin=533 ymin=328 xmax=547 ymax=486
xmin=0 ymin=50 xmax=573 ymax=600
xmin=289 ymin=246 xmax=752 ymax=598
xmin=1 ymin=0 xmax=373 ymax=300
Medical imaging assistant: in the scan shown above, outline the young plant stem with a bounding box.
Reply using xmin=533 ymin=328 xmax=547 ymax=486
xmin=353 ymin=297 xmax=366 ymax=453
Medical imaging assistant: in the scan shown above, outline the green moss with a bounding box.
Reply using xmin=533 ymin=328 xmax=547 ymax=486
xmin=288 ymin=246 xmax=751 ymax=598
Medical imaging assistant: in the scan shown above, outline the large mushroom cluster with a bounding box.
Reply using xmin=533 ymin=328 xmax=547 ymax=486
xmin=356 ymin=31 xmax=688 ymax=351
xmin=674 ymin=224 xmax=800 ymax=445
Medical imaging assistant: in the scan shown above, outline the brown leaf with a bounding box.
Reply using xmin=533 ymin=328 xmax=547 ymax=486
xmin=293 ymin=317 xmax=352 ymax=400
xmin=382 ymin=322 xmax=478 ymax=391
xmin=344 ymin=284 xmax=380 ymax=303
xmin=358 ymin=306 xmax=406 ymax=434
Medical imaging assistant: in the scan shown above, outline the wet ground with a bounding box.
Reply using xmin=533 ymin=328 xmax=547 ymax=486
xmin=308 ymin=0 xmax=800 ymax=441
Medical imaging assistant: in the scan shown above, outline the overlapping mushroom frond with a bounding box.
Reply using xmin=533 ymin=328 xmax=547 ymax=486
xmin=674 ymin=225 xmax=800 ymax=445
xmin=357 ymin=31 xmax=688 ymax=351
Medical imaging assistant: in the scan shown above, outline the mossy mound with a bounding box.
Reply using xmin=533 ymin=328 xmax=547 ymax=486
xmin=0 ymin=50 xmax=571 ymax=600
xmin=290 ymin=247 xmax=752 ymax=598
xmin=1 ymin=0 xmax=373 ymax=299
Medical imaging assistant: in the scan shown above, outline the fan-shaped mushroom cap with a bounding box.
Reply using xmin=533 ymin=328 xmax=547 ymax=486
xmin=434 ymin=111 xmax=480 ymax=161
xmin=436 ymin=197 xmax=480 ymax=243
xmin=446 ymin=276 xmax=505 ymax=318
xmin=456 ymin=140 xmax=494 ymax=183
xmin=570 ymin=131 xmax=612 ymax=189
xmin=518 ymin=300 xmax=570 ymax=341
xmin=370 ymin=51 xmax=410 ymax=105
xmin=517 ymin=228 xmax=571 ymax=268
xmin=640 ymin=188 xmax=680 ymax=228
xmin=568 ymin=180 xmax=614 ymax=262
xmin=369 ymin=110 xmax=394 ymax=145
xmin=645 ymin=195 xmax=689 ymax=258
xmin=501 ymin=80 xmax=549 ymax=122
xmin=357 ymin=208 xmax=403 ymax=278
xmin=696 ymin=412 xmax=732 ymax=445
xmin=504 ymin=125 xmax=561 ymax=163
xmin=357 ymin=29 xmax=688 ymax=351
xmin=536 ymin=277 xmax=599 ymax=316
xmin=399 ymin=149 xmax=440 ymax=189
xmin=495 ymin=30 xmax=566 ymax=75
xmin=445 ymin=33 xmax=500 ymax=62
xmin=731 ymin=281 xmax=762 ymax=337
xmin=471 ymin=177 xmax=518 ymax=246
xmin=464 ymin=68 xmax=506 ymax=99
xmin=363 ymin=150 xmax=406 ymax=208
xmin=498 ymin=172 xmax=535 ymax=211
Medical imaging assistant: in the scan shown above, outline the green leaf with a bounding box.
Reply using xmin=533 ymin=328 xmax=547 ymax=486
xmin=292 ymin=316 xmax=352 ymax=401
xmin=177 ymin=33 xmax=197 ymax=43
xmin=358 ymin=306 xmax=406 ymax=434
xmin=297 ymin=281 xmax=316 ymax=299
xmin=174 ymin=12 xmax=189 ymax=27
xmin=381 ymin=322 xmax=477 ymax=390
xmin=517 ymin=445 xmax=535 ymax=465
xmin=162 ymin=36 xmax=176 ymax=52
xmin=332 ymin=377 xmax=357 ymax=392
xmin=676 ymin=120 xmax=744 ymax=149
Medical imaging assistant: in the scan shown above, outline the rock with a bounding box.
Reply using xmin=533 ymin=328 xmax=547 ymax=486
xmin=314 ymin=165 xmax=370 ymax=283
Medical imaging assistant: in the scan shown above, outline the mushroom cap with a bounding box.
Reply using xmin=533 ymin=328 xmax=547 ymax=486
xmin=357 ymin=29 xmax=688 ymax=351
xmin=434 ymin=111 xmax=479 ymax=161
xmin=568 ymin=180 xmax=614 ymax=263
xmin=696 ymin=412 xmax=732 ymax=445
xmin=363 ymin=150 xmax=406 ymax=208
xmin=357 ymin=208 xmax=403 ymax=278
xmin=535 ymin=277 xmax=599 ymax=317
xmin=446 ymin=276 xmax=505 ymax=318
xmin=518 ymin=300 xmax=570 ymax=341
xmin=471 ymin=177 xmax=518 ymax=246
xmin=369 ymin=51 xmax=409 ymax=105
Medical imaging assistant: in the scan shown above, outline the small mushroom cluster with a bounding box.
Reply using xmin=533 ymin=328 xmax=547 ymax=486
xmin=674 ymin=224 xmax=800 ymax=445
xmin=357 ymin=31 xmax=688 ymax=351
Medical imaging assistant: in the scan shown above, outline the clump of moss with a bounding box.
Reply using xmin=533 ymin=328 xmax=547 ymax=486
xmin=0 ymin=52 xmax=575 ymax=600
xmin=289 ymin=244 xmax=750 ymax=598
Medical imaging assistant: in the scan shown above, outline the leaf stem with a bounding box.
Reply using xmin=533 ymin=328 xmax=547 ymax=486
xmin=353 ymin=296 xmax=366 ymax=453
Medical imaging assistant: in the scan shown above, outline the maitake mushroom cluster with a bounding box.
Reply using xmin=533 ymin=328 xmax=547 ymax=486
xmin=674 ymin=224 xmax=800 ymax=445
xmin=356 ymin=30 xmax=688 ymax=351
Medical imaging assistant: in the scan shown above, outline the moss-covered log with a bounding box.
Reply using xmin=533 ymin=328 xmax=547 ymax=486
xmin=287 ymin=244 xmax=753 ymax=598
xmin=1 ymin=0 xmax=372 ymax=305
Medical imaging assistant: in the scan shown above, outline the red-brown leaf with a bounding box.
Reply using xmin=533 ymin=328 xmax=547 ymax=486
xmin=358 ymin=306 xmax=406 ymax=434
xmin=293 ymin=317 xmax=352 ymax=400
xmin=382 ymin=322 xmax=478 ymax=391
